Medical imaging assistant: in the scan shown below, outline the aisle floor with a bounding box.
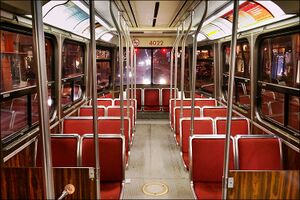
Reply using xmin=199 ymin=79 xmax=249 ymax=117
xmin=123 ymin=119 xmax=194 ymax=199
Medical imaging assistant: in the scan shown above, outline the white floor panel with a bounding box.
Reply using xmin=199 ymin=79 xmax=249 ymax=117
xmin=123 ymin=120 xmax=194 ymax=199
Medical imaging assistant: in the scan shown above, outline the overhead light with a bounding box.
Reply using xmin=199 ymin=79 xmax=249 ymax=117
xmin=100 ymin=33 xmax=113 ymax=42
xmin=196 ymin=33 xmax=207 ymax=42
xmin=72 ymin=0 xmax=111 ymax=30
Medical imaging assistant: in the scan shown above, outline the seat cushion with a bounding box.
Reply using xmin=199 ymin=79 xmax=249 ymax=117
xmin=194 ymin=182 xmax=222 ymax=199
xmin=101 ymin=182 xmax=122 ymax=200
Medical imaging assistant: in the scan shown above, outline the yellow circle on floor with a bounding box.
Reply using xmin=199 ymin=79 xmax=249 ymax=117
xmin=142 ymin=182 xmax=169 ymax=196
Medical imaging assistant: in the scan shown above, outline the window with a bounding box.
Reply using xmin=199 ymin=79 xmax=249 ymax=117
xmin=0 ymin=29 xmax=55 ymax=140
xmin=153 ymin=48 xmax=171 ymax=85
xmin=61 ymin=40 xmax=85 ymax=108
xmin=96 ymin=48 xmax=112 ymax=91
xmin=196 ymin=46 xmax=214 ymax=95
xmin=223 ymin=40 xmax=251 ymax=110
xmin=258 ymin=30 xmax=300 ymax=133
xmin=136 ymin=49 xmax=152 ymax=84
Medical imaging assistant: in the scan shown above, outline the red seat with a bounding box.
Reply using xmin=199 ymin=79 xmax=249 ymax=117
xmin=36 ymin=134 xmax=79 ymax=167
xmin=96 ymin=98 xmax=113 ymax=107
xmin=107 ymin=106 xmax=135 ymax=131
xmin=126 ymin=88 xmax=142 ymax=111
xmin=79 ymin=106 xmax=106 ymax=117
xmin=170 ymin=98 xmax=216 ymax=129
xmin=180 ymin=118 xmax=214 ymax=169
xmin=80 ymin=134 xmax=124 ymax=199
xmin=191 ymin=135 xmax=235 ymax=200
xmin=144 ymin=88 xmax=160 ymax=111
xmin=114 ymin=99 xmax=137 ymax=120
xmin=202 ymin=106 xmax=227 ymax=118
xmin=162 ymin=88 xmax=177 ymax=112
xmin=216 ymin=117 xmax=249 ymax=136
xmin=236 ymin=135 xmax=282 ymax=170
xmin=174 ymin=107 xmax=201 ymax=143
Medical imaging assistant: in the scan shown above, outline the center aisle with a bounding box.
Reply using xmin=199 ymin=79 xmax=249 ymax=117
xmin=123 ymin=119 xmax=194 ymax=199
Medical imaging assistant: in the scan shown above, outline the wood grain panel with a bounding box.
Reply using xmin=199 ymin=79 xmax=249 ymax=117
xmin=1 ymin=167 xmax=96 ymax=199
xmin=228 ymin=170 xmax=299 ymax=199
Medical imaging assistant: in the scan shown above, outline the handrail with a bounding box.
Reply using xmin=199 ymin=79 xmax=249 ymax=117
xmin=180 ymin=12 xmax=193 ymax=120
xmin=170 ymin=27 xmax=180 ymax=100
xmin=222 ymin=0 xmax=239 ymax=199
xmin=31 ymin=1 xmax=55 ymax=198
xmin=110 ymin=0 xmax=124 ymax=137
xmin=174 ymin=23 xmax=185 ymax=108
xmin=190 ymin=0 xmax=208 ymax=138
xmin=89 ymin=1 xmax=101 ymax=199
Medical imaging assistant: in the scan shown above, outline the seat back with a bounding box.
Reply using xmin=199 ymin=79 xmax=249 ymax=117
xmin=202 ymin=106 xmax=227 ymax=118
xmin=79 ymin=106 xmax=106 ymax=117
xmin=194 ymin=99 xmax=217 ymax=107
xmin=144 ymin=88 xmax=160 ymax=111
xmin=114 ymin=99 xmax=137 ymax=120
xmin=80 ymin=134 xmax=124 ymax=182
xmin=235 ymin=135 xmax=282 ymax=170
xmin=63 ymin=117 xmax=93 ymax=135
xmin=174 ymin=106 xmax=201 ymax=136
xmin=107 ymin=106 xmax=135 ymax=129
xmin=180 ymin=117 xmax=214 ymax=153
xmin=36 ymin=134 xmax=80 ymax=167
xmin=96 ymin=98 xmax=113 ymax=107
xmin=190 ymin=135 xmax=235 ymax=182
xmin=216 ymin=117 xmax=249 ymax=136
xmin=162 ymin=88 xmax=177 ymax=111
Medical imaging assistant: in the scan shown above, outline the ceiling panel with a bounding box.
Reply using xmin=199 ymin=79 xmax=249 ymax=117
xmin=156 ymin=1 xmax=182 ymax=27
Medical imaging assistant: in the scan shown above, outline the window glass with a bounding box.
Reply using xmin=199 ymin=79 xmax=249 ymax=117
xmin=135 ymin=49 xmax=151 ymax=84
xmin=196 ymin=47 xmax=214 ymax=94
xmin=97 ymin=62 xmax=111 ymax=90
xmin=223 ymin=40 xmax=251 ymax=110
xmin=261 ymin=33 xmax=300 ymax=87
xmin=259 ymin=31 xmax=300 ymax=133
xmin=288 ymin=96 xmax=299 ymax=131
xmin=1 ymin=29 xmax=55 ymax=139
xmin=153 ymin=48 xmax=171 ymax=85
xmin=62 ymin=41 xmax=84 ymax=79
xmin=224 ymin=41 xmax=250 ymax=78
xmin=96 ymin=49 xmax=111 ymax=59
xmin=0 ymin=30 xmax=54 ymax=92
xmin=61 ymin=40 xmax=84 ymax=108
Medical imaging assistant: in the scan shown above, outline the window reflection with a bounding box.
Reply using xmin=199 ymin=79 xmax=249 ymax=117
xmin=196 ymin=47 xmax=214 ymax=95
xmin=261 ymin=33 xmax=300 ymax=87
xmin=153 ymin=48 xmax=171 ymax=85
xmin=62 ymin=41 xmax=84 ymax=78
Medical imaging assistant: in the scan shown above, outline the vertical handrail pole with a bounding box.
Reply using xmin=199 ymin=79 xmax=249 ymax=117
xmin=180 ymin=12 xmax=193 ymax=122
xmin=31 ymin=1 xmax=54 ymax=198
xmin=222 ymin=0 xmax=239 ymax=199
xmin=109 ymin=0 xmax=124 ymax=137
xmin=89 ymin=1 xmax=101 ymax=199
xmin=170 ymin=27 xmax=179 ymax=100
xmin=130 ymin=43 xmax=134 ymax=108
xmin=134 ymin=51 xmax=137 ymax=99
xmin=119 ymin=13 xmax=125 ymax=136
xmin=174 ymin=23 xmax=184 ymax=108
xmin=123 ymin=20 xmax=131 ymax=123
xmin=190 ymin=0 xmax=207 ymax=137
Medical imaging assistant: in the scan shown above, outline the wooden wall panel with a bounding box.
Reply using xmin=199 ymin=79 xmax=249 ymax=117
xmin=228 ymin=170 xmax=299 ymax=199
xmin=1 ymin=167 xmax=96 ymax=199
xmin=3 ymin=141 xmax=36 ymax=167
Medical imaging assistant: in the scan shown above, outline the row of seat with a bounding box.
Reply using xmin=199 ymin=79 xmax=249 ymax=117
xmin=35 ymin=133 xmax=124 ymax=199
xmin=190 ymin=134 xmax=282 ymax=199
xmin=120 ymin=88 xmax=204 ymax=111
xmin=180 ymin=117 xmax=249 ymax=169
xmin=63 ymin=117 xmax=131 ymax=164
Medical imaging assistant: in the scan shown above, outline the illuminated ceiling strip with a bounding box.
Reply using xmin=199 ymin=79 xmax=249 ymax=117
xmin=72 ymin=0 xmax=111 ymax=30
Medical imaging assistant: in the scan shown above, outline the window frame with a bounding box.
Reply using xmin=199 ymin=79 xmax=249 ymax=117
xmin=257 ymin=26 xmax=300 ymax=136
xmin=0 ymin=24 xmax=56 ymax=143
xmin=221 ymin=38 xmax=251 ymax=111
xmin=61 ymin=39 xmax=85 ymax=109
